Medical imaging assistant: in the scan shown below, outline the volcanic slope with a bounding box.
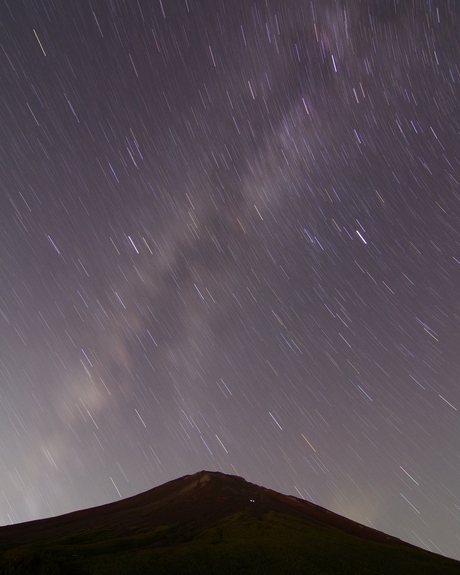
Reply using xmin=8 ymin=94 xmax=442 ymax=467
xmin=0 ymin=470 xmax=458 ymax=574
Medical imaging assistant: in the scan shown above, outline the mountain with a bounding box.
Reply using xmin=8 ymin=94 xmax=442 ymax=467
xmin=0 ymin=470 xmax=458 ymax=574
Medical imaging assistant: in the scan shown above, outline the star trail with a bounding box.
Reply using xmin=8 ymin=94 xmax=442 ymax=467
xmin=1 ymin=0 xmax=459 ymax=559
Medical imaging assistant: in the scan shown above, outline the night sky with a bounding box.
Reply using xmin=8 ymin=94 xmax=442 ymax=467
xmin=1 ymin=0 xmax=459 ymax=559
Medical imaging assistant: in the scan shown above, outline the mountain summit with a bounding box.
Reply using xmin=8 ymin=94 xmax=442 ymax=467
xmin=0 ymin=471 xmax=458 ymax=574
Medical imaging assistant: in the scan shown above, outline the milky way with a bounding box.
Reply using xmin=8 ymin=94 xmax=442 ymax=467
xmin=1 ymin=0 xmax=459 ymax=559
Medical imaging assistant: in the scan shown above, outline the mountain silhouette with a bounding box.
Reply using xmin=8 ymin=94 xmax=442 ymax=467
xmin=0 ymin=470 xmax=458 ymax=574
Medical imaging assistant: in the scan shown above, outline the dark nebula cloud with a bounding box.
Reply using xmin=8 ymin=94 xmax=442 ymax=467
xmin=0 ymin=0 xmax=459 ymax=559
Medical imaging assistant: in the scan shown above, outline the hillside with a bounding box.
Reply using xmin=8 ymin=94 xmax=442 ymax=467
xmin=0 ymin=471 xmax=458 ymax=574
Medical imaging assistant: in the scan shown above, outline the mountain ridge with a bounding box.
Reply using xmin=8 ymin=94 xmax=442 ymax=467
xmin=0 ymin=470 xmax=458 ymax=574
